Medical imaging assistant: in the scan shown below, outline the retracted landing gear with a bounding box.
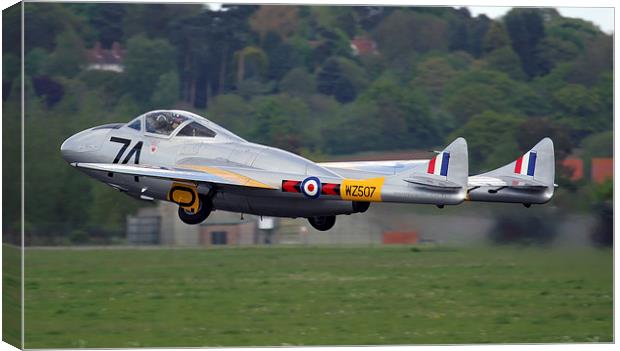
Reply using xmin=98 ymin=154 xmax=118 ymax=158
xmin=307 ymin=215 xmax=336 ymax=231
xmin=178 ymin=195 xmax=213 ymax=225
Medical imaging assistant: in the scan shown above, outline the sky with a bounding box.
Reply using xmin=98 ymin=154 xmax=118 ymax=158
xmin=467 ymin=6 xmax=614 ymax=34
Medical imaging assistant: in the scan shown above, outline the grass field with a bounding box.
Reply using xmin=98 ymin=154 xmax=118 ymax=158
xmin=2 ymin=245 xmax=21 ymax=348
xmin=19 ymin=245 xmax=612 ymax=347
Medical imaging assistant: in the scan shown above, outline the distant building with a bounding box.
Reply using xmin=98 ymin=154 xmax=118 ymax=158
xmin=86 ymin=42 xmax=126 ymax=72
xmin=127 ymin=202 xmax=268 ymax=246
xmin=198 ymin=211 xmax=261 ymax=246
xmin=126 ymin=208 xmax=161 ymax=245
xmin=562 ymin=158 xmax=584 ymax=181
xmin=350 ymin=36 xmax=378 ymax=56
xmin=560 ymin=156 xmax=614 ymax=184
xmin=591 ymin=158 xmax=613 ymax=183
xmin=383 ymin=231 xmax=419 ymax=244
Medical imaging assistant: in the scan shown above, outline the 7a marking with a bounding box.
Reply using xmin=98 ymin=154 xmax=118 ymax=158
xmin=109 ymin=137 xmax=143 ymax=181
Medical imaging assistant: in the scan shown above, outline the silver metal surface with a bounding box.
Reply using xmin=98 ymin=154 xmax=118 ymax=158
xmin=60 ymin=110 xmax=555 ymax=223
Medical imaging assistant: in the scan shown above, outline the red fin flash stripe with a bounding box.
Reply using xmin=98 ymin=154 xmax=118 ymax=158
xmin=321 ymin=183 xmax=340 ymax=195
xmin=514 ymin=156 xmax=523 ymax=174
xmin=282 ymin=180 xmax=301 ymax=193
xmin=427 ymin=156 xmax=436 ymax=174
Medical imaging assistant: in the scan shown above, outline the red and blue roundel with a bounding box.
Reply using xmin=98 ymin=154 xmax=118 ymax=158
xmin=301 ymin=176 xmax=321 ymax=199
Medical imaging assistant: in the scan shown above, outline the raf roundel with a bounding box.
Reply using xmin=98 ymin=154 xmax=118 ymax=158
xmin=301 ymin=176 xmax=321 ymax=199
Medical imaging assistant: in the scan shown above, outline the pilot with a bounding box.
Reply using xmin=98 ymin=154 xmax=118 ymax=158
xmin=154 ymin=113 xmax=170 ymax=132
xmin=171 ymin=114 xmax=184 ymax=130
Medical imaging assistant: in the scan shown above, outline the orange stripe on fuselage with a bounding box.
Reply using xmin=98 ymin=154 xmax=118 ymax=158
xmin=178 ymin=164 xmax=276 ymax=189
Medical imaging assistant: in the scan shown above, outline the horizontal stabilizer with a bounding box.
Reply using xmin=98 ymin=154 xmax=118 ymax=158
xmin=403 ymin=175 xmax=462 ymax=189
xmin=468 ymin=175 xmax=547 ymax=188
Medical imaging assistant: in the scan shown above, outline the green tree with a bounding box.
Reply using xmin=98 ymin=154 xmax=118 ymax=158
xmin=24 ymin=2 xmax=86 ymax=52
xmin=308 ymin=27 xmax=353 ymax=69
xmin=249 ymin=94 xmax=314 ymax=153
xmin=449 ymin=111 xmax=525 ymax=171
xmin=123 ymin=35 xmax=176 ymax=104
xmin=535 ymin=36 xmax=580 ymax=73
xmin=323 ymin=99 xmax=382 ymax=154
xmin=235 ymin=46 xmax=269 ymax=83
xmin=482 ymin=21 xmax=510 ymax=53
xmin=413 ymin=56 xmax=456 ymax=103
xmin=167 ymin=5 xmax=256 ymax=108
xmin=122 ymin=3 xmax=201 ymax=40
xmin=357 ymin=73 xmax=437 ymax=149
xmin=504 ymin=9 xmax=546 ymax=77
xmin=150 ymin=71 xmax=180 ymax=108
xmin=207 ymin=94 xmax=254 ymax=137
xmin=279 ymin=67 xmax=316 ymax=96
xmin=518 ymin=117 xmax=571 ymax=151
xmin=545 ymin=16 xmax=602 ymax=51
xmin=552 ymin=84 xmax=601 ymax=116
xmin=250 ymin=5 xmax=299 ymax=41
xmin=310 ymin=6 xmax=359 ymax=37
xmin=484 ymin=47 xmax=526 ymax=80
xmin=3 ymin=53 xmax=20 ymax=94
xmin=110 ymin=94 xmax=142 ymax=122
xmin=2 ymin=86 xmax=22 ymax=236
xmin=567 ymin=35 xmax=612 ymax=86
xmin=84 ymin=3 xmax=127 ymax=47
xmin=88 ymin=183 xmax=143 ymax=233
xmin=373 ymin=10 xmax=449 ymax=67
xmin=45 ymin=29 xmax=87 ymax=78
xmin=593 ymin=71 xmax=613 ymax=121
xmin=582 ymin=131 xmax=613 ymax=158
xmin=591 ymin=179 xmax=612 ymax=202
xmin=336 ymin=57 xmax=369 ymax=93
xmin=442 ymin=69 xmax=540 ymax=124
xmin=262 ymin=33 xmax=309 ymax=81
xmin=25 ymin=48 xmax=49 ymax=77
xmin=317 ymin=57 xmax=356 ymax=103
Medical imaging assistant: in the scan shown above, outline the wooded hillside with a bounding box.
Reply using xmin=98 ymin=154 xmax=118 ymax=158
xmin=2 ymin=4 xmax=613 ymax=241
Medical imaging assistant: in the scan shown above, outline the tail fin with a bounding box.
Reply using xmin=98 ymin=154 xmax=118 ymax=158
xmin=481 ymin=138 xmax=555 ymax=186
xmin=399 ymin=137 xmax=469 ymax=190
xmin=468 ymin=138 xmax=556 ymax=205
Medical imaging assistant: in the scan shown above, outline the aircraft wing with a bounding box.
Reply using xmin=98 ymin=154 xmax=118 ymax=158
xmin=72 ymin=162 xmax=278 ymax=189
xmin=468 ymin=175 xmax=548 ymax=188
xmin=318 ymin=160 xmax=426 ymax=175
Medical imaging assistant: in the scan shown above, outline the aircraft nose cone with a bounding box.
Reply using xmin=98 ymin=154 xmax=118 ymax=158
xmin=60 ymin=128 xmax=107 ymax=164
xmin=60 ymin=136 xmax=78 ymax=163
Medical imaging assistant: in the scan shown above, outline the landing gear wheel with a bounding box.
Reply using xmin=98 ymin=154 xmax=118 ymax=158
xmin=178 ymin=197 xmax=212 ymax=225
xmin=308 ymin=215 xmax=336 ymax=231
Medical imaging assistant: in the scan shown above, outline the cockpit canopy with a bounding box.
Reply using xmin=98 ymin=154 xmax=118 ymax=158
xmin=124 ymin=110 xmax=244 ymax=142
xmin=145 ymin=111 xmax=188 ymax=136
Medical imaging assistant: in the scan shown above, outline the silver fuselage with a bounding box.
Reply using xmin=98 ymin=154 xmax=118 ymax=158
xmin=60 ymin=112 xmax=468 ymax=218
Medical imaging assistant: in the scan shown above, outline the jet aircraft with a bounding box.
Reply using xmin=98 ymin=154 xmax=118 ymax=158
xmin=61 ymin=110 xmax=556 ymax=231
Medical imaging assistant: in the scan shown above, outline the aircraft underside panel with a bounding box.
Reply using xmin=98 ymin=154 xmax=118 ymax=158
xmin=467 ymin=187 xmax=554 ymax=204
xmin=212 ymin=191 xmax=357 ymax=218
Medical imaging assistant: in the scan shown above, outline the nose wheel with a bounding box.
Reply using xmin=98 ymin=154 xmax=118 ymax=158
xmin=178 ymin=196 xmax=212 ymax=225
xmin=307 ymin=215 xmax=336 ymax=231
